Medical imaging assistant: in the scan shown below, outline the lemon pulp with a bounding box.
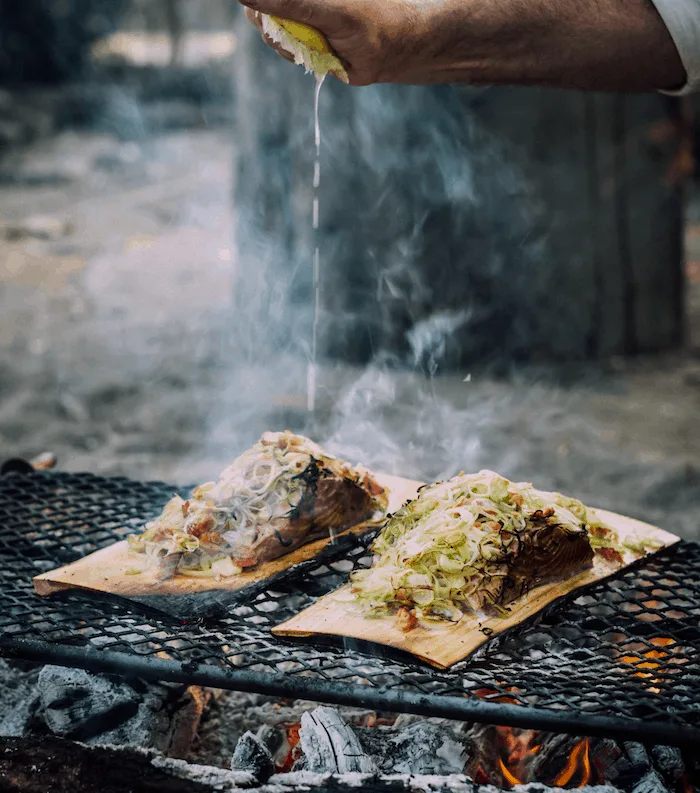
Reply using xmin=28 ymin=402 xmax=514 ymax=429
xmin=260 ymin=15 xmax=349 ymax=82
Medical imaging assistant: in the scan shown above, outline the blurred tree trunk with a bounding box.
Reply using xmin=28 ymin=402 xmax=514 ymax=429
xmin=232 ymin=21 xmax=686 ymax=368
xmin=690 ymin=95 xmax=700 ymax=184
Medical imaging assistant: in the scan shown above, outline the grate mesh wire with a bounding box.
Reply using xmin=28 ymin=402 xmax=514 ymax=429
xmin=1 ymin=470 xmax=699 ymax=744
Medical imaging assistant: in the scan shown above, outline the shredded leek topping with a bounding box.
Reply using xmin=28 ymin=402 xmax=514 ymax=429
xmin=128 ymin=431 xmax=387 ymax=577
xmin=350 ymin=470 xmax=660 ymax=626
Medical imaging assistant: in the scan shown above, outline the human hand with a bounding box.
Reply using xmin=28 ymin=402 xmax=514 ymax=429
xmin=237 ymin=0 xmax=688 ymax=93
xmin=237 ymin=0 xmax=454 ymax=87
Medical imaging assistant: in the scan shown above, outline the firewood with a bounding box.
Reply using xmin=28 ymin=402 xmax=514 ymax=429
xmin=465 ymin=723 xmax=688 ymax=792
xmin=605 ymin=742 xmax=687 ymax=792
xmin=0 ymin=736 xmax=254 ymax=793
xmin=356 ymin=720 xmax=469 ymax=775
xmin=297 ymin=707 xmax=376 ymax=774
xmin=24 ymin=666 xmax=210 ymax=759
xmin=650 ymin=746 xmax=685 ymax=784
xmin=466 ymin=725 xmax=608 ymax=787
xmin=231 ymin=731 xmax=274 ymax=781
xmin=0 ymin=735 xmax=629 ymax=793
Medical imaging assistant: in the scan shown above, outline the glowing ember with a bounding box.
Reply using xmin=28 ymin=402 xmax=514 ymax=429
xmin=651 ymin=637 xmax=676 ymax=647
xmin=644 ymin=649 xmax=669 ymax=660
xmin=276 ymin=722 xmax=302 ymax=773
xmin=473 ymin=685 xmax=523 ymax=706
xmin=617 ymin=636 xmax=678 ymax=689
xmin=473 ymin=766 xmax=490 ymax=784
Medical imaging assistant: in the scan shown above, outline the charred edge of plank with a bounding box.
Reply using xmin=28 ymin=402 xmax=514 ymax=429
xmin=45 ymin=528 xmax=379 ymax=623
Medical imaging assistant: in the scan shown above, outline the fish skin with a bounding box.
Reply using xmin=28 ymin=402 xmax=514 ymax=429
xmin=156 ymin=552 xmax=183 ymax=581
xmin=248 ymin=474 xmax=376 ymax=564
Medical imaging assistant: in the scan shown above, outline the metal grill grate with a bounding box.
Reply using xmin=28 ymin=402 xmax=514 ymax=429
xmin=1 ymin=470 xmax=699 ymax=747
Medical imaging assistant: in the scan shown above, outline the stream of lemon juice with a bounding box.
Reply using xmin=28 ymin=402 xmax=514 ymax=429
xmin=306 ymin=74 xmax=325 ymax=413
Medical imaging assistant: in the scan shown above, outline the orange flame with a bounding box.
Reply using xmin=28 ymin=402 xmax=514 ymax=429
xmin=496 ymin=734 xmax=593 ymax=788
xmin=499 ymin=757 xmax=522 ymax=788
xmin=553 ymin=738 xmax=592 ymax=788
xmin=472 ymin=687 xmax=597 ymax=787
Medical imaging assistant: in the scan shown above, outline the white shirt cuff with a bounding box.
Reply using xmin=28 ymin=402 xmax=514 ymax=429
xmin=651 ymin=0 xmax=700 ymax=95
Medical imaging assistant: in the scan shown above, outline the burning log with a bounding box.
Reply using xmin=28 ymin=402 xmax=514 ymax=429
xmin=230 ymin=731 xmax=275 ymax=781
xmin=296 ymin=706 xmax=377 ymax=773
xmin=525 ymin=733 xmax=602 ymax=786
xmin=356 ymin=720 xmax=470 ymax=776
xmin=650 ymin=746 xmax=686 ymax=785
xmin=19 ymin=665 xmax=210 ymax=759
xmin=33 ymin=665 xmax=140 ymax=741
xmin=466 ymin=720 xmax=690 ymax=792
xmin=291 ymin=706 xmax=469 ymax=777
xmin=187 ymin=692 xmax=381 ymax=771
xmin=0 ymin=735 xmax=628 ymax=793
xmin=603 ymin=742 xmax=687 ymax=793
xmin=0 ymin=736 xmax=255 ymax=793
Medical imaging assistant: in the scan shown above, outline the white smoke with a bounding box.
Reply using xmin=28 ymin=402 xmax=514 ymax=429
xmin=1 ymin=15 xmax=696 ymax=544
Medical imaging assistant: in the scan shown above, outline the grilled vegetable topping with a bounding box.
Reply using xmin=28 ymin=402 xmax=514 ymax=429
xmin=351 ymin=470 xmax=652 ymax=627
xmin=128 ymin=431 xmax=388 ymax=578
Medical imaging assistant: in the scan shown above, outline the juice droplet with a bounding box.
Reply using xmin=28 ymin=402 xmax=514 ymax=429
xmin=314 ymin=75 xmax=324 ymax=157
xmin=313 ymin=245 xmax=320 ymax=284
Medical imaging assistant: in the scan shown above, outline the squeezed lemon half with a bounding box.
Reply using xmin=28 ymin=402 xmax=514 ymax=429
xmin=261 ymin=15 xmax=349 ymax=83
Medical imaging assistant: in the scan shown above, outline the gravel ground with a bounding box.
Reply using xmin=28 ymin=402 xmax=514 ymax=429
xmin=0 ymin=88 xmax=699 ymax=538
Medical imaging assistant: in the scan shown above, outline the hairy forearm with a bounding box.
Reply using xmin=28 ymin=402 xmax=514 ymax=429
xmin=407 ymin=0 xmax=687 ymax=91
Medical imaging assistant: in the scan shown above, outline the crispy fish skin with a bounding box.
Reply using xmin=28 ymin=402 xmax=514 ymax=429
xmin=249 ymin=467 xmax=380 ymax=563
xmin=491 ymin=517 xmax=594 ymax=606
